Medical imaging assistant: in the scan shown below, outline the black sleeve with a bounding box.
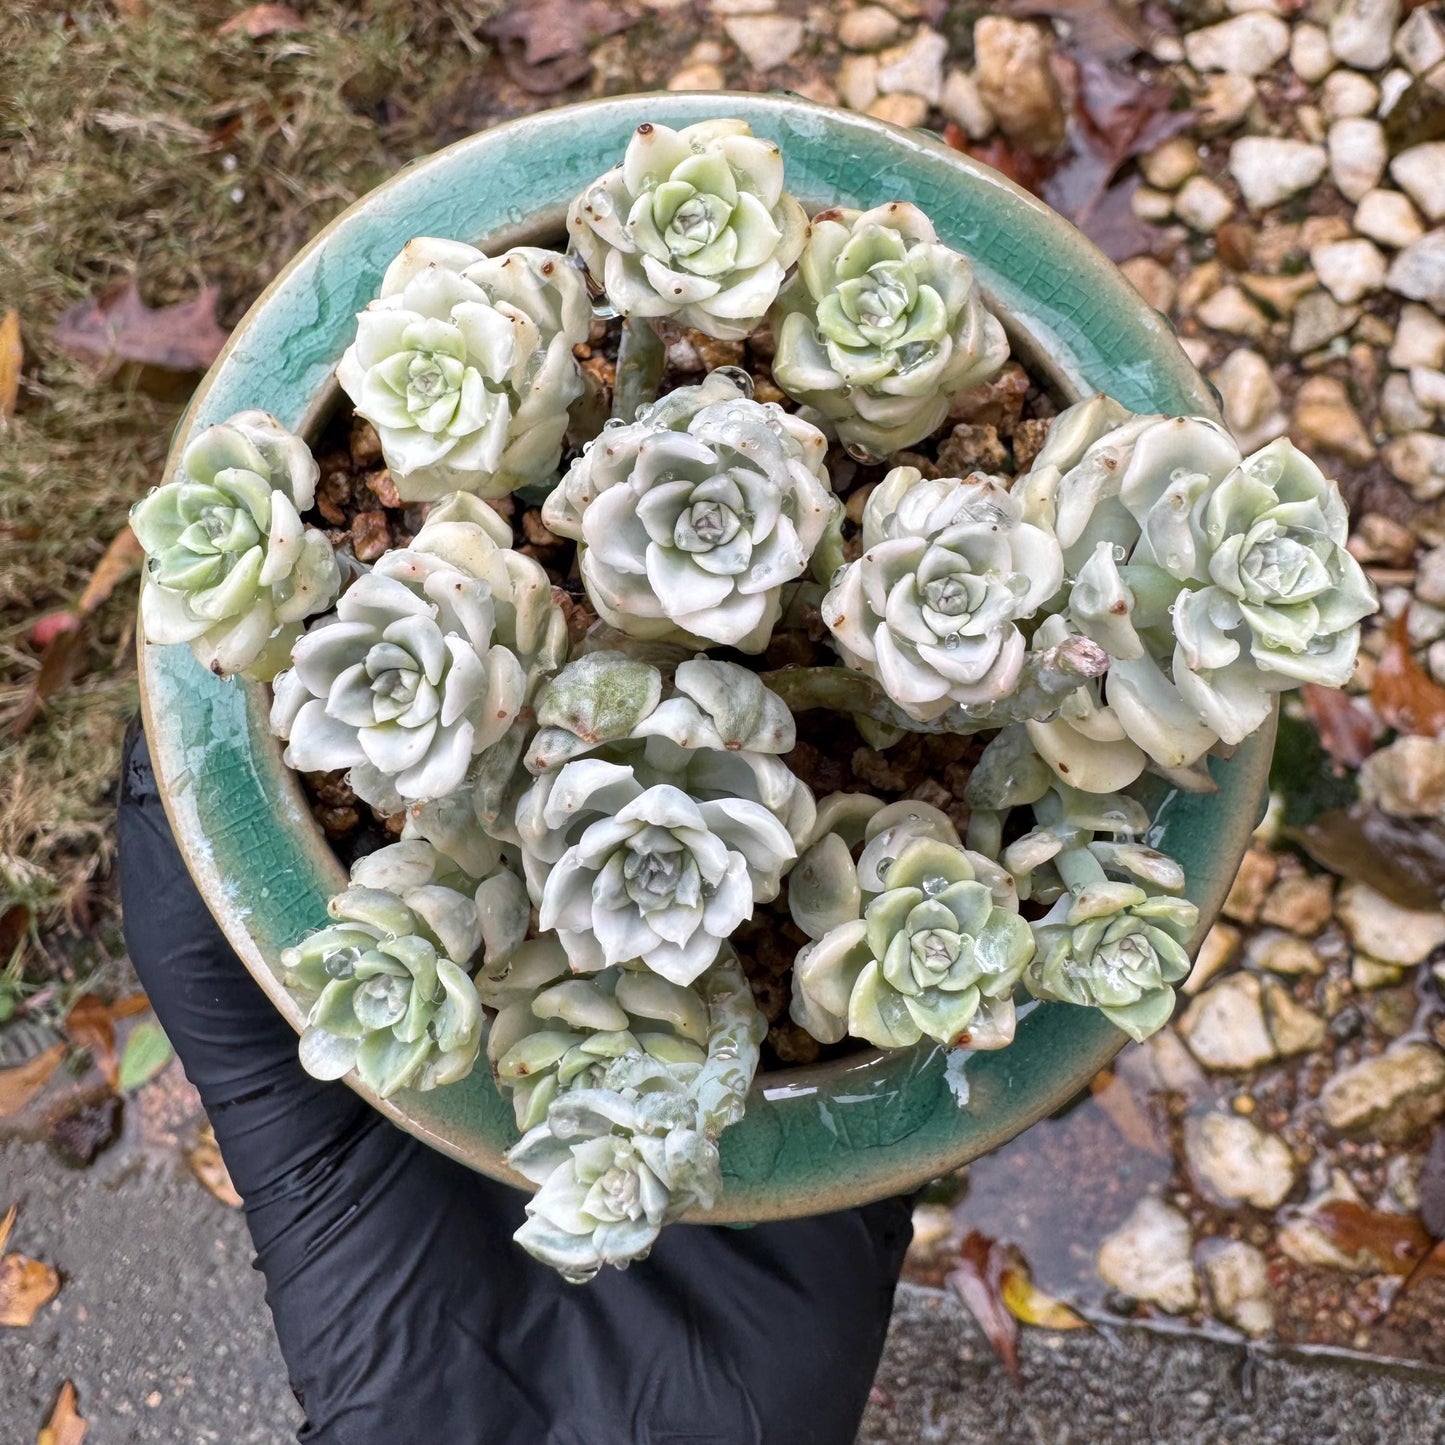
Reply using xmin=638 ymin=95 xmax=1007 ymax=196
xmin=118 ymin=722 xmax=911 ymax=1445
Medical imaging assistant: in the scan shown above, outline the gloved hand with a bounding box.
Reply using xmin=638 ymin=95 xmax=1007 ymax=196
xmin=117 ymin=721 xmax=910 ymax=1445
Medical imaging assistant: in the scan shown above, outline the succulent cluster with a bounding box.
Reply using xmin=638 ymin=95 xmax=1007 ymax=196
xmin=136 ymin=118 xmax=1376 ymax=1284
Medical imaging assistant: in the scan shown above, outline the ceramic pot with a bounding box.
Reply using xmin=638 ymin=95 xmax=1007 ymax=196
xmin=139 ymin=92 xmax=1272 ymax=1221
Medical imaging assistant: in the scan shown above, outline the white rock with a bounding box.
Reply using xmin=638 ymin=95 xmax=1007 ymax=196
xmin=1175 ymin=174 xmax=1235 ymax=232
xmin=1355 ymin=188 xmax=1425 ymax=248
xmin=1328 ymin=0 xmax=1400 ymax=70
xmin=1411 ymin=364 xmax=1445 ymax=410
xmin=940 ymin=68 xmax=994 ymax=138
xmin=1198 ymin=73 xmax=1259 ymax=134
xmin=1390 ymin=143 xmax=1445 ymax=222
xmin=1263 ymin=979 xmax=1327 ymax=1056
xmin=1418 ymin=543 xmax=1445 ymax=603
xmin=1229 ymin=136 xmax=1328 ymax=210
xmin=1179 ymin=974 xmax=1277 ymax=1071
xmin=1311 ymin=236 xmax=1387 ymax=302
xmin=1382 ymin=371 xmax=1435 ymax=431
xmin=1321 ymin=1042 xmax=1445 ymax=1141
xmin=1360 ymin=734 xmax=1445 ymax=815
xmin=1096 ymin=1198 xmax=1199 ymax=1313
xmin=1378 ymin=64 xmax=1416 ymax=116
xmin=1384 ymin=428 xmax=1445 ymax=496
xmin=1395 ymin=7 xmax=1445 ymax=75
xmin=1391 ymin=302 xmax=1445 ymax=367
xmin=1197 ymin=283 xmax=1269 ymax=336
xmin=1388 ymin=230 xmax=1445 ymax=311
xmin=839 ymin=4 xmax=902 ymax=50
xmin=1322 ymin=67 xmax=1379 ymax=118
xmin=1185 ymin=13 xmax=1290 ymax=75
xmin=1203 ymin=1241 xmax=1275 ymax=1336
xmin=1186 ymin=1112 xmax=1296 ymax=1208
xmin=667 ymin=62 xmax=726 ymax=90
xmin=1328 ymin=117 xmax=1387 ymax=200
xmin=1290 ymin=22 xmax=1335 ymax=82
xmin=867 ymin=92 xmax=929 ymax=128
xmin=876 ymin=26 xmax=947 ymax=103
xmin=1213 ymin=347 xmax=1287 ymax=448
xmin=1246 ymin=928 xmax=1325 ymax=975
xmin=723 ymin=14 xmax=804 ymax=70
xmin=1140 ymin=136 xmax=1200 ymax=190
xmin=1290 ymin=289 xmax=1360 ymax=352
xmin=710 ymin=0 xmax=774 ymax=12
xmin=1336 ymin=880 xmax=1445 ymax=964
xmin=973 ymin=16 xmax=1067 ymax=154
xmin=1132 ymin=186 xmax=1177 ymax=223
xmin=838 ymin=52 xmax=880 ymax=111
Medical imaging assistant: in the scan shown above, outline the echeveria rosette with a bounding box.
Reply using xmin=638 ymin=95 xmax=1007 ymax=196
xmin=568 ymin=119 xmax=808 ymax=341
xmin=544 ymin=372 xmax=836 ymax=652
xmin=479 ymin=939 xmax=712 ymax=1131
xmin=823 ymin=468 xmax=1063 ymax=721
xmin=518 ymin=652 xmax=817 ymax=878
xmin=1024 ymin=882 xmax=1198 ymax=1043
xmin=270 ymin=495 xmax=564 ymax=808
xmin=279 ymin=840 xmax=506 ymax=1096
xmin=520 ymin=759 xmax=796 ymax=985
xmin=789 ymin=800 xmax=1030 ymax=1051
xmin=336 ymin=237 xmax=589 ymax=500
xmin=506 ymin=950 xmax=765 ymax=1282
xmin=772 ymin=202 xmax=1009 ymax=456
xmin=132 ymin=411 xmax=339 ymax=678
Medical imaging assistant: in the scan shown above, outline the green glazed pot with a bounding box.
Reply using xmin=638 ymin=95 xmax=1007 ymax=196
xmin=138 ymin=92 xmax=1272 ymax=1221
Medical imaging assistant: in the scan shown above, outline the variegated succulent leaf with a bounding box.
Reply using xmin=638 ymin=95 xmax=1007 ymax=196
xmin=132 ymin=410 xmax=340 ymax=678
xmin=336 ymin=237 xmax=590 ymax=499
xmin=544 ymin=371 xmax=836 ymax=652
xmin=568 ymin=119 xmax=808 ymax=340
xmin=772 ymin=202 xmax=1009 ymax=456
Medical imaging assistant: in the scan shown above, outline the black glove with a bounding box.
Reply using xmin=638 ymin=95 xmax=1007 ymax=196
xmin=118 ymin=721 xmax=910 ymax=1445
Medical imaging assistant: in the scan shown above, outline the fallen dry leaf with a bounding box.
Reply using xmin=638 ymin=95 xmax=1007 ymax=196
xmin=1372 ymin=613 xmax=1445 ymax=737
xmin=11 ymin=525 xmax=146 ymax=738
xmin=0 ymin=1203 xmax=13 ymax=1254
xmin=999 ymin=1256 xmax=1088 ymax=1331
xmin=0 ymin=1044 xmax=66 ymax=1118
xmin=62 ymin=994 xmax=150 ymax=1091
xmin=37 ymin=1381 xmax=87 ymax=1445
xmin=1310 ymin=1199 xmax=1432 ymax=1276
xmin=218 ymin=3 xmax=305 ymax=37
xmin=0 ymin=309 xmax=21 ymax=420
xmin=945 ymin=1232 xmax=1020 ymax=1380
xmin=1301 ymin=682 xmax=1381 ymax=771
xmin=942 ymin=124 xmax=1054 ymax=197
xmin=1003 ymin=0 xmax=1157 ymax=62
xmin=189 ymin=1124 xmax=243 ymax=1208
xmin=0 ymin=1240 xmax=61 ymax=1328
xmin=485 ymin=0 xmax=637 ymax=94
xmin=53 ymin=280 xmax=229 ymax=374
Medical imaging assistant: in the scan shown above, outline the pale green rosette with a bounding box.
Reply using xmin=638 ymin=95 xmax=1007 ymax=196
xmin=1024 ymin=882 xmax=1197 ymax=1043
xmin=279 ymin=837 xmax=526 ymax=1097
xmin=132 ymin=410 xmax=339 ymax=678
xmin=336 ymin=237 xmax=589 ymax=500
xmin=790 ymin=801 xmax=1033 ymax=1052
xmin=772 ymin=202 xmax=1008 ymax=456
xmin=568 ymin=119 xmax=808 ymax=340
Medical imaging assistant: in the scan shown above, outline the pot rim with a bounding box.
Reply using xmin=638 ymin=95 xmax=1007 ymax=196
xmin=139 ymin=90 xmax=1268 ymax=1221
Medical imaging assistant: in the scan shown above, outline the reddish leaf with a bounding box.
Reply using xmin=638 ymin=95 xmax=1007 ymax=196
xmin=0 ymin=903 xmax=32 ymax=961
xmin=945 ymin=1231 xmax=1020 ymax=1380
xmin=0 ymin=1203 xmax=61 ymax=1328
xmin=0 ymin=309 xmax=21 ymax=420
xmin=1372 ymin=614 xmax=1445 ymax=737
xmin=1290 ymin=805 xmax=1445 ymax=911
xmin=942 ymin=125 xmax=1055 ymax=198
xmin=28 ymin=612 xmax=80 ymax=649
xmin=1301 ymin=683 xmax=1381 ymax=770
xmin=217 ymin=4 xmax=305 ymax=37
xmin=1397 ymin=1239 xmax=1445 ymax=1299
xmin=53 ymin=280 xmax=229 ymax=374
xmin=1310 ymin=1200 xmax=1432 ymax=1276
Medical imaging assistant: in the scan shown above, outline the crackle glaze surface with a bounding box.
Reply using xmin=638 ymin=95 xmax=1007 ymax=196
xmin=139 ymin=93 xmax=1266 ymax=1220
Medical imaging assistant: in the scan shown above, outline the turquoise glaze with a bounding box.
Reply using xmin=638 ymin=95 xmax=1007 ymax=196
xmin=139 ymin=93 xmax=1270 ymax=1220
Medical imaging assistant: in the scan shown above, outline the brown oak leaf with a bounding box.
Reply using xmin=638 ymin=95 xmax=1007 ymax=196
xmin=53 ymin=280 xmax=229 ymax=374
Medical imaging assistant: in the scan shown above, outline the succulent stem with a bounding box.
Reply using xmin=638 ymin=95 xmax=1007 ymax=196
xmin=612 ymin=316 xmax=666 ymax=424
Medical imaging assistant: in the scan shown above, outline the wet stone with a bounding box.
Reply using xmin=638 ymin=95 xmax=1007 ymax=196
xmin=1259 ymin=871 xmax=1334 ymax=936
xmin=1320 ymin=1041 xmax=1445 ymax=1142
xmin=1179 ymin=974 xmax=1277 ymax=1071
xmin=1096 ymin=1197 xmax=1199 ymax=1313
xmin=1185 ymin=1111 xmax=1296 ymax=1208
xmin=1336 ymin=879 xmax=1445 ymax=964
xmin=1201 ymin=1240 xmax=1274 ymax=1336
